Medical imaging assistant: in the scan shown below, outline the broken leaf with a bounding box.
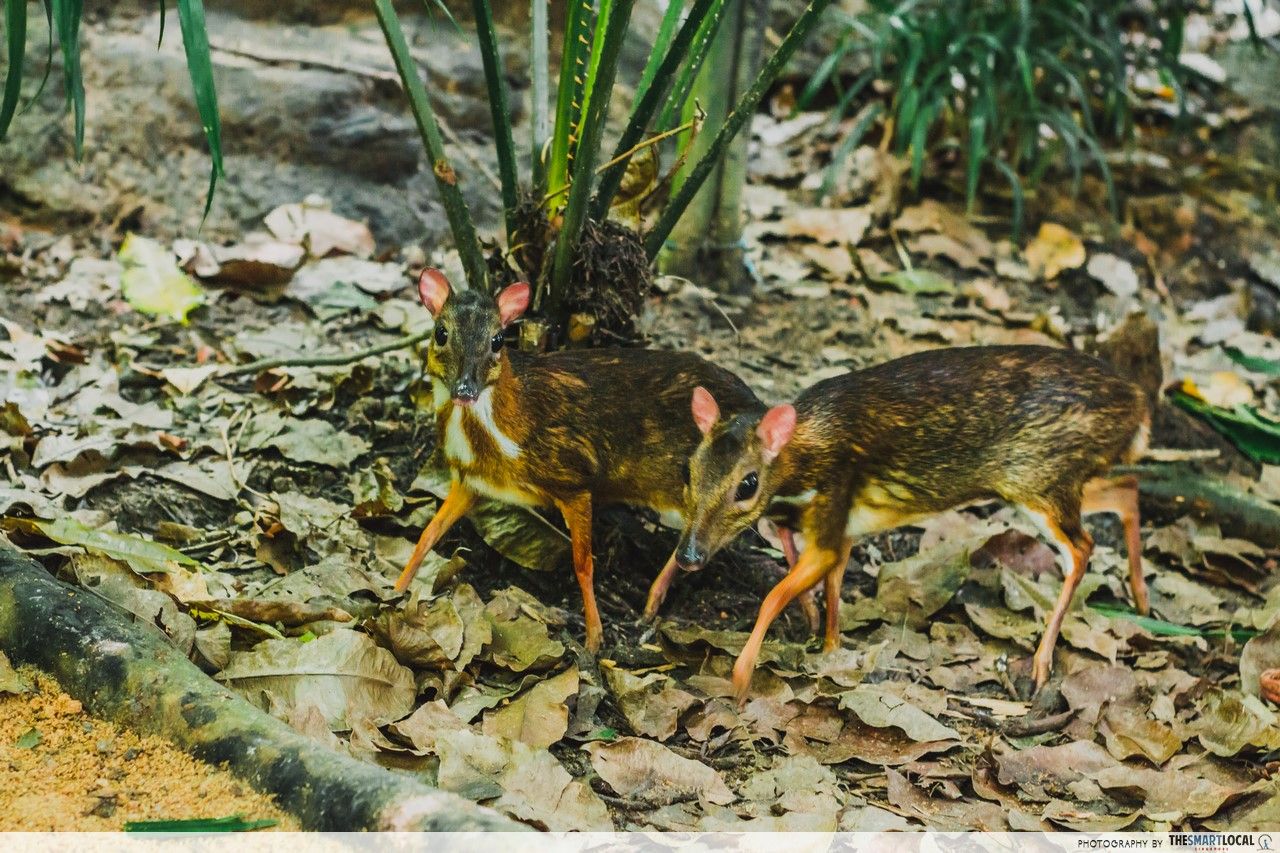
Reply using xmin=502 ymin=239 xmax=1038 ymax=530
xmin=584 ymin=737 xmax=735 ymax=806
xmin=117 ymin=233 xmax=205 ymax=322
xmin=482 ymin=666 xmax=579 ymax=749
xmin=604 ymin=667 xmax=698 ymax=741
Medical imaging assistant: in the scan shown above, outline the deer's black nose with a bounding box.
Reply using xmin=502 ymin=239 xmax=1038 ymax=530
xmin=452 ymin=377 xmax=480 ymax=403
xmin=676 ymin=540 xmax=707 ymax=572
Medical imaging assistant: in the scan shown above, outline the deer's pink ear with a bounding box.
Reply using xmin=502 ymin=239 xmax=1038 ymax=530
xmin=497 ymin=282 xmax=531 ymax=326
xmin=417 ymin=268 xmax=450 ymax=316
xmin=691 ymin=386 xmax=720 ymax=435
xmin=757 ymin=404 xmax=796 ymax=462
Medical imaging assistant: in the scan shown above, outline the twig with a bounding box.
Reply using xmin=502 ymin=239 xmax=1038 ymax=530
xmin=1001 ymin=708 xmax=1077 ymax=738
xmin=222 ymin=329 xmax=431 ymax=376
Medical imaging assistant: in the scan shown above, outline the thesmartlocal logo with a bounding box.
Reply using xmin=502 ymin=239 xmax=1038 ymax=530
xmin=1168 ymin=835 xmax=1271 ymax=852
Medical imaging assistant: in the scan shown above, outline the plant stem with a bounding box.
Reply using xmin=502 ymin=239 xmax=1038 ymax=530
xmin=223 ymin=330 xmax=432 ymax=377
xmin=590 ymin=0 xmax=724 ymax=222
xmin=645 ymin=0 xmax=836 ymax=260
xmin=546 ymin=0 xmax=593 ymax=212
xmin=375 ymin=0 xmax=487 ymax=291
xmin=530 ymin=0 xmax=550 ymax=190
xmin=471 ymin=0 xmax=518 ymax=245
xmin=546 ymin=0 xmax=636 ymax=323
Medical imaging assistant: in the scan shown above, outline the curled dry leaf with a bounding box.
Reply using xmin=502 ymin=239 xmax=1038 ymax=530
xmin=0 ymin=650 xmax=31 ymax=695
xmin=584 ymin=737 xmax=735 ymax=807
xmin=1024 ymin=223 xmax=1086 ymax=281
xmin=885 ymin=767 xmax=1006 ymax=830
xmin=604 ymin=667 xmax=698 ymax=741
xmin=482 ymin=666 xmax=579 ymax=749
xmin=264 ymin=198 xmax=376 ymax=260
xmin=434 ymin=729 xmax=613 ymax=831
xmin=215 ymin=628 xmax=415 ymax=731
xmin=837 ymin=684 xmax=960 ymax=743
xmin=1086 ymin=253 xmax=1141 ymax=299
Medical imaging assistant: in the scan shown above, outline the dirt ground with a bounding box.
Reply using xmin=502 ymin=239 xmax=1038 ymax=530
xmin=0 ymin=668 xmax=297 ymax=831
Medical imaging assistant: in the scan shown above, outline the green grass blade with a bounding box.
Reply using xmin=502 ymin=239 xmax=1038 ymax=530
xmin=176 ymin=0 xmax=224 ymax=222
xmin=1090 ymin=605 xmax=1258 ymax=643
xmin=530 ymin=0 xmax=549 ymax=188
xmin=646 ymin=0 xmax=837 ymax=260
xmin=375 ymin=0 xmax=487 ymax=291
xmin=546 ymin=0 xmax=594 ymax=208
xmin=819 ymin=100 xmax=882 ymax=199
xmin=990 ymin=157 xmax=1023 ymax=243
xmin=49 ymin=0 xmax=84 ymax=158
xmin=965 ymin=111 xmax=986 ymax=213
xmin=158 ymin=0 xmax=166 ymax=47
xmin=24 ymin=0 xmax=54 ymax=110
xmin=1 ymin=0 xmax=27 ymax=140
xmin=421 ymin=0 xmax=461 ymax=31
xmin=126 ymin=815 xmax=278 ymax=833
xmin=591 ymin=0 xmax=722 ymax=221
xmin=470 ymin=0 xmax=518 ymax=244
xmin=635 ymin=0 xmax=683 ymax=100
xmin=577 ymin=0 xmax=613 ymax=156
xmin=656 ymin=0 xmax=728 ymax=131
xmin=546 ymin=0 xmax=636 ymax=319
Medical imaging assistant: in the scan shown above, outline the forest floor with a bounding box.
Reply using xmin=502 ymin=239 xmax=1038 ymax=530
xmin=4 ymin=25 xmax=1280 ymax=836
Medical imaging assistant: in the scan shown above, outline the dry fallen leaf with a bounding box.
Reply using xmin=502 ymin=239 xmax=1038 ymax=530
xmin=482 ymin=666 xmax=579 ymax=749
xmin=1025 ymin=223 xmax=1086 ymax=280
xmin=215 ymin=629 xmax=416 ymax=731
xmin=584 ymin=737 xmax=735 ymax=806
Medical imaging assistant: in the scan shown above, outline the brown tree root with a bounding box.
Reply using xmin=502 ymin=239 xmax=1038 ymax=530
xmin=0 ymin=547 xmax=523 ymax=832
xmin=1119 ymin=463 xmax=1280 ymax=548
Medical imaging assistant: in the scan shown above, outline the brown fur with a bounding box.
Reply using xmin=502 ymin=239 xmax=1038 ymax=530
xmin=677 ymin=345 xmax=1151 ymax=700
xmin=399 ymin=283 xmax=766 ymax=650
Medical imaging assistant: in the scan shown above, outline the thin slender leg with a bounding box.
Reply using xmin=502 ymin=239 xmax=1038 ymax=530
xmin=642 ymin=549 xmax=680 ymax=621
xmin=556 ymin=494 xmax=603 ymax=653
xmin=732 ymin=544 xmax=836 ymax=704
xmin=395 ymin=480 xmax=475 ymax=592
xmin=1023 ymin=506 xmax=1094 ymax=687
xmin=822 ymin=537 xmax=854 ymax=653
xmin=1083 ymin=475 xmax=1148 ymax=614
xmin=778 ymin=526 xmax=821 ymax=633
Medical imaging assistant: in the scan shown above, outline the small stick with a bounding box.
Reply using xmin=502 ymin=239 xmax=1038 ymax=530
xmin=222 ymin=329 xmax=431 ymax=376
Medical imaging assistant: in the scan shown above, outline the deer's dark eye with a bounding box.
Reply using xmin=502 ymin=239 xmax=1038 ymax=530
xmin=680 ymin=461 xmax=691 ymax=485
xmin=434 ymin=324 xmax=448 ymax=346
xmin=735 ymin=472 xmax=758 ymax=502
xmin=491 ymin=331 xmax=504 ymax=353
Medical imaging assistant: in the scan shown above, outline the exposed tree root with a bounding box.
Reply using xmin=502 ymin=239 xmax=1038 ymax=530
xmin=0 ymin=547 xmax=523 ymax=832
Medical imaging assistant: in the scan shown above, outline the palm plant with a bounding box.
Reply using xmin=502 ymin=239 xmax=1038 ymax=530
xmin=802 ymin=0 xmax=1208 ymax=238
xmin=2 ymin=0 xmax=837 ymax=339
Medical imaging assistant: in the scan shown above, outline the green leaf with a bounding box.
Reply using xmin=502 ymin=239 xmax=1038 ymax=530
xmin=1090 ymin=604 xmax=1258 ymax=643
xmin=545 ymin=0 xmax=594 ymax=209
xmin=872 ymin=268 xmax=954 ymax=295
xmin=1171 ymin=390 xmax=1280 ymax=465
xmin=646 ymin=0 xmax=838 ymax=259
xmin=50 ymin=0 xmax=85 ymax=157
xmin=1225 ymin=346 xmax=1280 ymax=376
xmin=176 ymin=0 xmax=224 ymax=221
xmin=1 ymin=0 xmax=27 ymax=141
xmin=547 ymin=0 xmax=638 ymax=319
xmin=117 ymin=233 xmax=206 ymax=322
xmin=375 ymin=0 xmax=487 ymax=291
xmin=30 ymin=516 xmax=202 ymax=575
xmin=15 ymin=727 xmax=42 ymax=749
xmin=471 ymin=0 xmax=518 ymax=243
xmin=125 ymin=816 xmax=278 ymax=833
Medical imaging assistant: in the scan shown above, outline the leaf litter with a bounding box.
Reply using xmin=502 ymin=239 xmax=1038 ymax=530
xmin=4 ymin=79 xmax=1280 ymax=832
